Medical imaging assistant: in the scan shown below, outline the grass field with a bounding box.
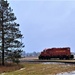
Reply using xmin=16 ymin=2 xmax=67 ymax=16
xmin=0 ymin=62 xmax=75 ymax=75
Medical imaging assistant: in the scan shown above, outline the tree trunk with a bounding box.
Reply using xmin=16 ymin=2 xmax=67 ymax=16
xmin=2 ymin=12 xmax=4 ymax=66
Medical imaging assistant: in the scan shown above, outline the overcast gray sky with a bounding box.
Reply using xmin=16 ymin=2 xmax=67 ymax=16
xmin=8 ymin=0 xmax=75 ymax=53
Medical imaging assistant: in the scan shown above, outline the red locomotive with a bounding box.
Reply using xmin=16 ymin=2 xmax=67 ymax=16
xmin=39 ymin=47 xmax=74 ymax=60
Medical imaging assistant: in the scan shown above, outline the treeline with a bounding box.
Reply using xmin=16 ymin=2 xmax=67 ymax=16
xmin=22 ymin=51 xmax=40 ymax=57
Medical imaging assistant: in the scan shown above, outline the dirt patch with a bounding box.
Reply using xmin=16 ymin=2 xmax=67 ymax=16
xmin=0 ymin=63 xmax=23 ymax=74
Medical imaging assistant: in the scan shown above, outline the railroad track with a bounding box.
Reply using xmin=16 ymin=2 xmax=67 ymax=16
xmin=20 ymin=58 xmax=75 ymax=64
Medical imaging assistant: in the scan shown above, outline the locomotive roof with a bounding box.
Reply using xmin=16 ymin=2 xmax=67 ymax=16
xmin=43 ymin=47 xmax=70 ymax=50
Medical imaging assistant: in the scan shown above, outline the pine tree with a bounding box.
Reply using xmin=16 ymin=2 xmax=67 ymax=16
xmin=0 ymin=0 xmax=24 ymax=65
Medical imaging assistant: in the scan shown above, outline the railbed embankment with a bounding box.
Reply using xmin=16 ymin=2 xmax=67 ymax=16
xmin=20 ymin=57 xmax=75 ymax=64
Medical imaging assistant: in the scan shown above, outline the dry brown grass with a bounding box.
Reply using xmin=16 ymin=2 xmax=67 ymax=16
xmin=0 ymin=61 xmax=75 ymax=75
xmin=0 ymin=63 xmax=23 ymax=74
xmin=22 ymin=63 xmax=75 ymax=75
